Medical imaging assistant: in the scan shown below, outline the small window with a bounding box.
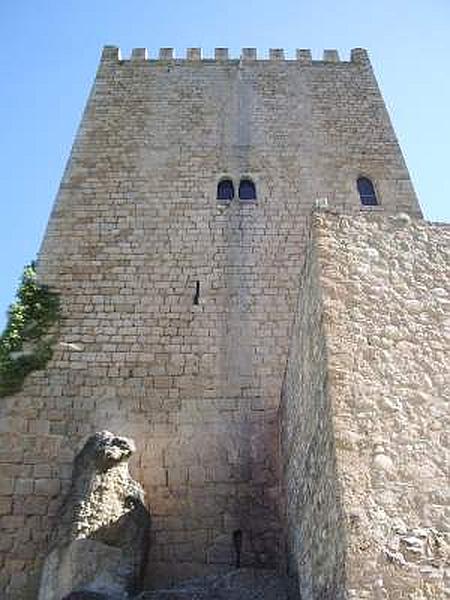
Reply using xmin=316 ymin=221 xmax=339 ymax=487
xmin=357 ymin=177 xmax=378 ymax=206
xmin=239 ymin=178 xmax=256 ymax=201
xmin=217 ymin=179 xmax=234 ymax=201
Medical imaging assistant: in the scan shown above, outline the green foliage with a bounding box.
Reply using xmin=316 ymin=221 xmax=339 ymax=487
xmin=0 ymin=262 xmax=61 ymax=397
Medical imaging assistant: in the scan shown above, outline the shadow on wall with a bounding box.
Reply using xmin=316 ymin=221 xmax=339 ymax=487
xmin=280 ymin=355 xmax=348 ymax=600
xmin=38 ymin=431 xmax=151 ymax=600
xmin=279 ymin=232 xmax=347 ymax=599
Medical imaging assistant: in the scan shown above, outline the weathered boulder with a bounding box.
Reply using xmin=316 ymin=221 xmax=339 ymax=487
xmin=39 ymin=431 xmax=151 ymax=600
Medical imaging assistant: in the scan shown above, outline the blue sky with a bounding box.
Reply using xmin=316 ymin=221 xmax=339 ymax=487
xmin=1 ymin=0 xmax=449 ymax=327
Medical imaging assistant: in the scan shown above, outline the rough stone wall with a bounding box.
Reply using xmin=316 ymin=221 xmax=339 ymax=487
xmin=280 ymin=222 xmax=346 ymax=599
xmin=0 ymin=46 xmax=421 ymax=599
xmin=281 ymin=212 xmax=449 ymax=599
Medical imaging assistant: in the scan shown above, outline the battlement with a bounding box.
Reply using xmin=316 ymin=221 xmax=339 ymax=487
xmin=101 ymin=45 xmax=370 ymax=65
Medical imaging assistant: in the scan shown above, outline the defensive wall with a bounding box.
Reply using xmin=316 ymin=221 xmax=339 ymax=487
xmin=281 ymin=211 xmax=449 ymax=599
xmin=0 ymin=46 xmax=428 ymax=599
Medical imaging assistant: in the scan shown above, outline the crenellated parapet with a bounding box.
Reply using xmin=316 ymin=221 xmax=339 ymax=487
xmin=101 ymin=45 xmax=370 ymax=65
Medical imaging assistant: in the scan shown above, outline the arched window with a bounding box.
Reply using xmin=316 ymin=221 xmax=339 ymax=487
xmin=239 ymin=178 xmax=256 ymax=201
xmin=217 ymin=179 xmax=234 ymax=201
xmin=357 ymin=177 xmax=378 ymax=206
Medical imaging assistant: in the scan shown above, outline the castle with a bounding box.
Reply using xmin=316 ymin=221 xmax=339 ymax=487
xmin=0 ymin=46 xmax=448 ymax=599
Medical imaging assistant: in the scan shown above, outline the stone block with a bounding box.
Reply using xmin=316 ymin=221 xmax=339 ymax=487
xmin=187 ymin=48 xmax=201 ymax=61
xmin=0 ymin=477 xmax=14 ymax=495
xmin=269 ymin=48 xmax=284 ymax=60
xmin=215 ymin=48 xmax=229 ymax=61
xmin=34 ymin=479 xmax=60 ymax=496
xmin=323 ymin=49 xmax=339 ymax=62
xmin=159 ymin=48 xmax=174 ymax=60
xmin=14 ymin=478 xmax=33 ymax=495
xmin=131 ymin=48 xmax=148 ymax=61
xmin=296 ymin=49 xmax=312 ymax=62
xmin=0 ymin=497 xmax=12 ymax=515
xmin=24 ymin=496 xmax=48 ymax=516
xmin=241 ymin=48 xmax=257 ymax=60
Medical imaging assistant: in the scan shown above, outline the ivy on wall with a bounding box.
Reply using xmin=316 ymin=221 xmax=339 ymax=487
xmin=0 ymin=262 xmax=61 ymax=397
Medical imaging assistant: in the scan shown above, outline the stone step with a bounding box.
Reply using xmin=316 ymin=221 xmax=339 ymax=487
xmin=136 ymin=568 xmax=290 ymax=600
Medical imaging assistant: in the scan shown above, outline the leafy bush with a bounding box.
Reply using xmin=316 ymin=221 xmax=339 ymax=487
xmin=0 ymin=262 xmax=61 ymax=397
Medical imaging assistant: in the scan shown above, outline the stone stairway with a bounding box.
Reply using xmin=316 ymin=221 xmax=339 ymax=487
xmin=137 ymin=568 xmax=291 ymax=600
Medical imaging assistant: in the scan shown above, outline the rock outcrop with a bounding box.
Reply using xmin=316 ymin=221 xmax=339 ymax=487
xmin=39 ymin=431 xmax=151 ymax=600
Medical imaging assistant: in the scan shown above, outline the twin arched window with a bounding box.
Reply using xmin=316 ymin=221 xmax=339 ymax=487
xmin=217 ymin=179 xmax=235 ymax=201
xmin=239 ymin=179 xmax=256 ymax=200
xmin=217 ymin=178 xmax=256 ymax=202
xmin=357 ymin=177 xmax=378 ymax=206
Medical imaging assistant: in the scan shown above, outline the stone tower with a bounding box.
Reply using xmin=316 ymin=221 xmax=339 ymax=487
xmin=2 ymin=47 xmax=447 ymax=600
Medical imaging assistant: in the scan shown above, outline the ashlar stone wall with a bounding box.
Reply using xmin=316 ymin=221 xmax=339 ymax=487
xmin=281 ymin=211 xmax=449 ymax=599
